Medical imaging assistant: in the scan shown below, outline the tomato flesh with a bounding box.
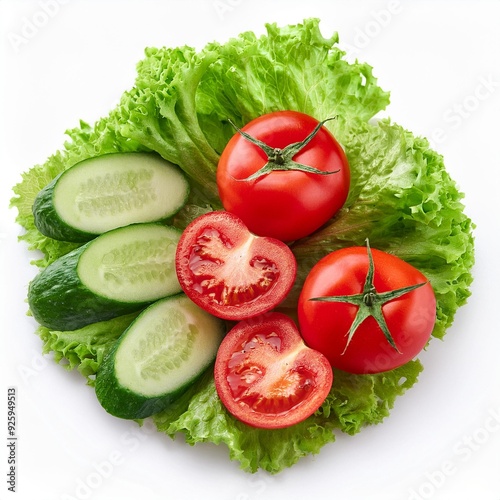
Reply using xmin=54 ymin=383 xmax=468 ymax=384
xmin=298 ymin=247 xmax=437 ymax=374
xmin=214 ymin=313 xmax=333 ymax=429
xmin=175 ymin=211 xmax=297 ymax=320
xmin=188 ymin=227 xmax=279 ymax=306
xmin=226 ymin=333 xmax=315 ymax=414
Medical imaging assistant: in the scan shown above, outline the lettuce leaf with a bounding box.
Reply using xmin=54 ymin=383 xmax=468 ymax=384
xmin=195 ymin=19 xmax=390 ymax=151
xmin=109 ymin=18 xmax=389 ymax=209
xmin=37 ymin=312 xmax=139 ymax=381
xmin=11 ymin=18 xmax=474 ymax=474
xmin=288 ymin=118 xmax=475 ymax=341
xmin=154 ymin=360 xmax=422 ymax=473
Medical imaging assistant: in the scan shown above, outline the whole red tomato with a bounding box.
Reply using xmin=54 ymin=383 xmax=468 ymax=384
xmin=297 ymin=242 xmax=436 ymax=374
xmin=217 ymin=111 xmax=350 ymax=242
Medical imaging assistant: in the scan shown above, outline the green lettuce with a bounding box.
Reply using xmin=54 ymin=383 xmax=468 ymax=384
xmin=37 ymin=312 xmax=139 ymax=380
xmin=11 ymin=18 xmax=474 ymax=473
xmin=288 ymin=118 xmax=474 ymax=341
xmin=153 ymin=360 xmax=422 ymax=473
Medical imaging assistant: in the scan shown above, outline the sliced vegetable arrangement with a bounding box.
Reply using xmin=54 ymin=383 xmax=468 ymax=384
xmin=11 ymin=19 xmax=474 ymax=473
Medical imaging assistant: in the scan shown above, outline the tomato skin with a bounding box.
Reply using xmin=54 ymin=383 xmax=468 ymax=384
xmin=297 ymin=247 xmax=436 ymax=374
xmin=217 ymin=111 xmax=350 ymax=242
xmin=175 ymin=211 xmax=297 ymax=321
xmin=214 ymin=313 xmax=333 ymax=429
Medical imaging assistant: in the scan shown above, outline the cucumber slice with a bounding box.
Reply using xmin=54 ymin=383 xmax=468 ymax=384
xmin=95 ymin=294 xmax=226 ymax=419
xmin=33 ymin=152 xmax=189 ymax=242
xmin=28 ymin=223 xmax=182 ymax=331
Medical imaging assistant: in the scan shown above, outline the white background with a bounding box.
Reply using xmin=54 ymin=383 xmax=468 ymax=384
xmin=1 ymin=1 xmax=500 ymax=499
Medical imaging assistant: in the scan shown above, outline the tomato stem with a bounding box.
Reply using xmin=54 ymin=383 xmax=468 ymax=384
xmin=309 ymin=239 xmax=428 ymax=354
xmin=227 ymin=117 xmax=340 ymax=181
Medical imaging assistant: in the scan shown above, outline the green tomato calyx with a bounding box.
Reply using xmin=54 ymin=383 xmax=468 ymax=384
xmin=309 ymin=239 xmax=428 ymax=354
xmin=228 ymin=117 xmax=339 ymax=181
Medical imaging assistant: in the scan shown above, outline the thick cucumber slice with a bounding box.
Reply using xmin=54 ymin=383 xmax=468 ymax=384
xmin=28 ymin=223 xmax=182 ymax=331
xmin=33 ymin=152 xmax=189 ymax=242
xmin=95 ymin=294 xmax=226 ymax=419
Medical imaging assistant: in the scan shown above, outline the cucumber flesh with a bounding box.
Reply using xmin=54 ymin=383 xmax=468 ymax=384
xmin=28 ymin=223 xmax=182 ymax=331
xmin=33 ymin=153 xmax=189 ymax=242
xmin=95 ymin=294 xmax=226 ymax=419
xmin=78 ymin=223 xmax=180 ymax=303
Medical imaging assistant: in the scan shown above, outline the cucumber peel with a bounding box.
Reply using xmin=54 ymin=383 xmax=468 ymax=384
xmin=28 ymin=223 xmax=182 ymax=331
xmin=95 ymin=294 xmax=226 ymax=419
xmin=32 ymin=153 xmax=189 ymax=242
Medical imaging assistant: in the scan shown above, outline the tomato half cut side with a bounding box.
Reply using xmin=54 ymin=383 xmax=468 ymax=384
xmin=214 ymin=313 xmax=333 ymax=429
xmin=175 ymin=211 xmax=297 ymax=320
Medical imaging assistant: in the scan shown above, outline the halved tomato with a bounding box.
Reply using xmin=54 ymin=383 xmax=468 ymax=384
xmin=175 ymin=211 xmax=297 ymax=320
xmin=214 ymin=312 xmax=333 ymax=429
